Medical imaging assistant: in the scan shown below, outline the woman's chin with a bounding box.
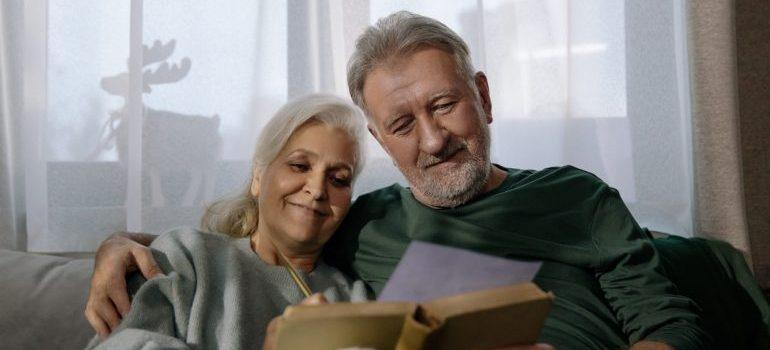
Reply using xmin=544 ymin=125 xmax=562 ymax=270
xmin=282 ymin=231 xmax=326 ymax=252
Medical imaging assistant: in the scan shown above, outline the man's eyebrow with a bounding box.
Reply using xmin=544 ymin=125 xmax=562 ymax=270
xmin=428 ymin=89 xmax=460 ymax=105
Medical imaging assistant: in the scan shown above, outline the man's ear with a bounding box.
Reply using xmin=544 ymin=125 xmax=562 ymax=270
xmin=249 ymin=167 xmax=260 ymax=197
xmin=474 ymin=71 xmax=492 ymax=123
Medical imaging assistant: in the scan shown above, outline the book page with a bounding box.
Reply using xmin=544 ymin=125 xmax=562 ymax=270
xmin=379 ymin=241 xmax=542 ymax=302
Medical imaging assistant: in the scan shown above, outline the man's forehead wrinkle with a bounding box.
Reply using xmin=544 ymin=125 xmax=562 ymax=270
xmin=378 ymin=76 xmax=422 ymax=116
xmin=383 ymin=78 xmax=454 ymax=108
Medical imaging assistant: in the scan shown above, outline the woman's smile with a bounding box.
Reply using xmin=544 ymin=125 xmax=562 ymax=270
xmin=286 ymin=200 xmax=329 ymax=217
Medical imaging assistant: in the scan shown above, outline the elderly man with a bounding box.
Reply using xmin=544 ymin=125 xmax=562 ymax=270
xmin=86 ymin=11 xmax=709 ymax=349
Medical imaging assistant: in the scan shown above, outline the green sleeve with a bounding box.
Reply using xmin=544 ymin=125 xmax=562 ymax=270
xmin=592 ymin=188 xmax=712 ymax=349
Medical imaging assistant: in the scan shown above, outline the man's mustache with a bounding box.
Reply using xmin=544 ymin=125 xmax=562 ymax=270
xmin=416 ymin=139 xmax=467 ymax=168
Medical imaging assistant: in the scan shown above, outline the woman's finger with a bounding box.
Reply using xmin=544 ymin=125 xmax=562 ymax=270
xmin=262 ymin=317 xmax=280 ymax=350
xmin=300 ymin=293 xmax=328 ymax=305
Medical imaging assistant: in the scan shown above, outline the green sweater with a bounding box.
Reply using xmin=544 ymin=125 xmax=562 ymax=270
xmin=88 ymin=228 xmax=369 ymax=350
xmin=325 ymin=165 xmax=711 ymax=349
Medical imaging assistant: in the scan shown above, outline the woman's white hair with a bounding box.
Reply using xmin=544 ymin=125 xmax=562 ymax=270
xmin=201 ymin=93 xmax=367 ymax=237
xmin=347 ymin=11 xmax=476 ymax=117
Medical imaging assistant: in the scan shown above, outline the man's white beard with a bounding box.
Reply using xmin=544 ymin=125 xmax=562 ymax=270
xmin=401 ymin=126 xmax=492 ymax=208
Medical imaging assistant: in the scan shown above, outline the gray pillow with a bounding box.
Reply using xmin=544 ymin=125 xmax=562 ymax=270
xmin=0 ymin=249 xmax=95 ymax=350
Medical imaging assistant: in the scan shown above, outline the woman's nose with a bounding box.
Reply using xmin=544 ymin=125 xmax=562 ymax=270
xmin=304 ymin=172 xmax=327 ymax=201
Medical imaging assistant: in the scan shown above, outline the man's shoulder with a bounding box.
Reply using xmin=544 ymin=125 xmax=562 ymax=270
xmin=504 ymin=165 xmax=608 ymax=193
xmin=350 ymin=183 xmax=406 ymax=213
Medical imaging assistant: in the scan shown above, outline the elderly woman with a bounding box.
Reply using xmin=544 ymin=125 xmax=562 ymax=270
xmin=87 ymin=94 xmax=370 ymax=349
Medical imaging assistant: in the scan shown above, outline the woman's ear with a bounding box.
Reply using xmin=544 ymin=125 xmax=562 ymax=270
xmin=250 ymin=167 xmax=260 ymax=197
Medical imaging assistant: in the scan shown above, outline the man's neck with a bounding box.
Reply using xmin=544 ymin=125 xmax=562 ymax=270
xmin=480 ymin=165 xmax=508 ymax=195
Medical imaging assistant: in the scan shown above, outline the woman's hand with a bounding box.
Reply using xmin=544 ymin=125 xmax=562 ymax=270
xmin=299 ymin=293 xmax=328 ymax=305
xmin=84 ymin=232 xmax=163 ymax=339
xmin=262 ymin=293 xmax=328 ymax=350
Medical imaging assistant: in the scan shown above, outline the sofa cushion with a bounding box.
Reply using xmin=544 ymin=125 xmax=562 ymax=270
xmin=655 ymin=236 xmax=770 ymax=349
xmin=0 ymin=249 xmax=95 ymax=350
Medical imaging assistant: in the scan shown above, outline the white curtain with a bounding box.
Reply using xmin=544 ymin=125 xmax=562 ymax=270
xmin=0 ymin=1 xmax=24 ymax=251
xmin=0 ymin=0 xmax=694 ymax=253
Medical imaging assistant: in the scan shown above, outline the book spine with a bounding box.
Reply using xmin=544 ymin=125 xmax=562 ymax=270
xmin=395 ymin=306 xmax=442 ymax=350
xmin=394 ymin=315 xmax=431 ymax=350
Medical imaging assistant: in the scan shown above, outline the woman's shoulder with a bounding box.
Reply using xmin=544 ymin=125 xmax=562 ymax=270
xmin=152 ymin=227 xmax=240 ymax=249
xmin=141 ymin=228 xmax=258 ymax=289
xmin=150 ymin=227 xmax=249 ymax=267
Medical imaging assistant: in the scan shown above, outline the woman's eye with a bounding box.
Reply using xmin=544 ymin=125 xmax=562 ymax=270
xmin=330 ymin=176 xmax=351 ymax=187
xmin=290 ymin=163 xmax=309 ymax=172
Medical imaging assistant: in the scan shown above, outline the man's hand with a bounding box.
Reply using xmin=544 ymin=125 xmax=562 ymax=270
xmin=84 ymin=232 xmax=162 ymax=339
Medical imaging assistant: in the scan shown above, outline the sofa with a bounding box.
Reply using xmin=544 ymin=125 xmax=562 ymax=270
xmin=0 ymin=250 xmax=95 ymax=349
xmin=0 ymin=236 xmax=768 ymax=350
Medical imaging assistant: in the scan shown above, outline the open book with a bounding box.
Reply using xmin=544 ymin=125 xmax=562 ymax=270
xmin=275 ymin=282 xmax=552 ymax=350
xmin=275 ymin=242 xmax=554 ymax=350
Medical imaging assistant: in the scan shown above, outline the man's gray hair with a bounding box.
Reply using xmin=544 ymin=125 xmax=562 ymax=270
xmin=347 ymin=11 xmax=476 ymax=116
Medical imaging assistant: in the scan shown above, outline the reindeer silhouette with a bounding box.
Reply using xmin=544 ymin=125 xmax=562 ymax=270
xmin=94 ymin=40 xmax=221 ymax=208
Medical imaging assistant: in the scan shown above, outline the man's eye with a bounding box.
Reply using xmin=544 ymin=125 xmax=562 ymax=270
xmin=433 ymin=102 xmax=455 ymax=113
xmin=290 ymin=163 xmax=309 ymax=172
xmin=393 ymin=119 xmax=415 ymax=135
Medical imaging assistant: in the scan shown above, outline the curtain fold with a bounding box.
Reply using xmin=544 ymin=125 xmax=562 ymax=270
xmin=0 ymin=1 xmax=25 ymax=251
xmin=688 ymin=0 xmax=770 ymax=289
xmin=734 ymin=1 xmax=770 ymax=290
xmin=687 ymin=1 xmax=749 ymax=256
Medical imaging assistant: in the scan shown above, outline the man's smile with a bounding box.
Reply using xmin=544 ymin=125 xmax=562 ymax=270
xmin=417 ymin=140 xmax=468 ymax=169
xmin=425 ymin=148 xmax=464 ymax=169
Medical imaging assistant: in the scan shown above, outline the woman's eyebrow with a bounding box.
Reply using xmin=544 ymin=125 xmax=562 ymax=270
xmin=286 ymin=149 xmax=316 ymax=158
xmin=287 ymin=149 xmax=352 ymax=172
xmin=327 ymin=161 xmax=353 ymax=173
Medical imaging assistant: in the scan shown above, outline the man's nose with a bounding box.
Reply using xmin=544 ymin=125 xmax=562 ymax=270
xmin=417 ymin=116 xmax=448 ymax=155
xmin=304 ymin=171 xmax=327 ymax=201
